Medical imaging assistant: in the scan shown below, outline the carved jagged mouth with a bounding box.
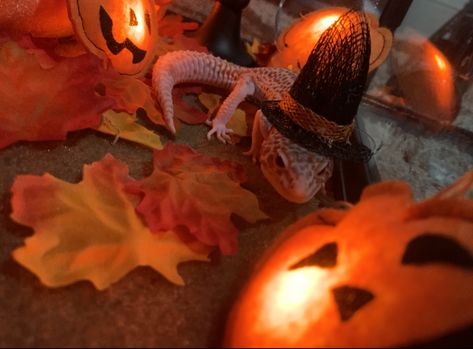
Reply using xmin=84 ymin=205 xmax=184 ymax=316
xmin=99 ymin=6 xmax=147 ymax=64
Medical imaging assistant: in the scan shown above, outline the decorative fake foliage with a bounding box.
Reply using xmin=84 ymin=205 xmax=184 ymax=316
xmin=158 ymin=14 xmax=199 ymax=38
xmin=225 ymin=171 xmax=473 ymax=348
xmin=127 ymin=144 xmax=268 ymax=255
xmin=11 ymin=145 xmax=266 ymax=288
xmin=95 ymin=110 xmax=163 ymax=150
xmin=173 ymin=86 xmax=207 ymax=125
xmin=0 ymin=37 xmax=166 ymax=150
xmin=11 ymin=154 xmax=209 ymax=290
xmin=0 ymin=0 xmax=74 ymax=38
xmin=100 ymin=76 xmax=166 ymax=126
xmin=156 ymin=15 xmax=207 ymax=55
xmin=0 ymin=40 xmax=114 ymax=149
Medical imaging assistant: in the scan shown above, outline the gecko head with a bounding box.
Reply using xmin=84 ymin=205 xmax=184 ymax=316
xmin=259 ymin=129 xmax=334 ymax=203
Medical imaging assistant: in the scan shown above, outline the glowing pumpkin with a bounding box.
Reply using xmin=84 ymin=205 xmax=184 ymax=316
xmin=391 ymin=30 xmax=457 ymax=123
xmin=270 ymin=8 xmax=392 ymax=73
xmin=67 ymin=0 xmax=159 ymax=77
xmin=225 ymin=171 xmax=473 ymax=347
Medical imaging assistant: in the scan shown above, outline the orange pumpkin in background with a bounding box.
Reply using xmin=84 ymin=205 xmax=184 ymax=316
xmin=67 ymin=0 xmax=159 ymax=77
xmin=269 ymin=7 xmax=392 ymax=73
xmin=225 ymin=171 xmax=473 ymax=348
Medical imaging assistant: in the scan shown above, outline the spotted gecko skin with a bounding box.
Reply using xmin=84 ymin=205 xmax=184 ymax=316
xmin=152 ymin=50 xmax=333 ymax=203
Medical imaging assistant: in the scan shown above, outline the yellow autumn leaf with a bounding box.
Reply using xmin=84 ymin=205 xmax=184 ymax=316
xmin=95 ymin=110 xmax=163 ymax=150
xmin=245 ymin=38 xmax=261 ymax=60
xmin=198 ymin=93 xmax=248 ymax=137
xmin=11 ymin=155 xmax=208 ymax=290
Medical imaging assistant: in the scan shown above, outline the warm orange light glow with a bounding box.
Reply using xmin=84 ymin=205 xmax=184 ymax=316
xmin=270 ymin=8 xmax=349 ymax=70
xmin=427 ymin=45 xmax=454 ymax=114
xmin=434 ymin=53 xmax=447 ymax=71
xmin=256 ymin=268 xmax=334 ymax=342
xmin=126 ymin=0 xmax=146 ymax=45
xmin=311 ymin=14 xmax=340 ymax=35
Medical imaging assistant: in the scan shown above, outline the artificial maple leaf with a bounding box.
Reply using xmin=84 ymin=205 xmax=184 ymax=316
xmin=0 ymin=40 xmax=114 ymax=149
xmin=198 ymin=92 xmax=248 ymax=137
xmin=156 ymin=15 xmax=207 ymax=56
xmin=95 ymin=110 xmax=163 ymax=150
xmin=158 ymin=14 xmax=199 ymax=38
xmin=11 ymin=154 xmax=209 ymax=290
xmin=126 ymin=144 xmax=268 ymax=255
xmin=173 ymin=86 xmax=208 ymax=125
xmin=101 ymin=75 xmax=166 ymax=127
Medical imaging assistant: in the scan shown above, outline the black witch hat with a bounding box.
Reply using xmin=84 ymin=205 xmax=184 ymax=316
xmin=262 ymin=10 xmax=373 ymax=162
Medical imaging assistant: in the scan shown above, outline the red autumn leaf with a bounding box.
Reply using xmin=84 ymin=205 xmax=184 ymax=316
xmin=101 ymin=75 xmax=166 ymax=126
xmin=158 ymin=14 xmax=199 ymax=38
xmin=156 ymin=15 xmax=207 ymax=56
xmin=126 ymin=144 xmax=268 ymax=255
xmin=173 ymin=86 xmax=209 ymax=125
xmin=0 ymin=40 xmax=114 ymax=149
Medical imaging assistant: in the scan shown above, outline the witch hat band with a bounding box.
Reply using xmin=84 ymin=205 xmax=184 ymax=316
xmin=262 ymin=10 xmax=373 ymax=162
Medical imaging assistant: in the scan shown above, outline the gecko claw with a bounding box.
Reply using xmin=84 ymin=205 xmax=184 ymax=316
xmin=207 ymin=124 xmax=234 ymax=144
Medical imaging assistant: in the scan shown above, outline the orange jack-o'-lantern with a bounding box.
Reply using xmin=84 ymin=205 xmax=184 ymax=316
xmin=67 ymin=0 xmax=159 ymax=77
xmin=270 ymin=8 xmax=392 ymax=73
xmin=225 ymin=171 xmax=473 ymax=347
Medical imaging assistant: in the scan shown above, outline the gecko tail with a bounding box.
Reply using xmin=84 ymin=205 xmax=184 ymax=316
xmin=152 ymin=50 xmax=245 ymax=134
xmin=152 ymin=57 xmax=177 ymax=134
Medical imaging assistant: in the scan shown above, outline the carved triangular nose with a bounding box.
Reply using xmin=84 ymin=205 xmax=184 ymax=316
xmin=332 ymin=286 xmax=374 ymax=321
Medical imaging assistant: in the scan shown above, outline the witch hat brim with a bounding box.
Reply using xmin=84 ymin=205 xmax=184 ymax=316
xmin=263 ymin=10 xmax=374 ymax=163
xmin=262 ymin=100 xmax=373 ymax=162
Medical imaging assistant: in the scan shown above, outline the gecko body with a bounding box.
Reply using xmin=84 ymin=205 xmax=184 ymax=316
xmin=152 ymin=51 xmax=333 ymax=203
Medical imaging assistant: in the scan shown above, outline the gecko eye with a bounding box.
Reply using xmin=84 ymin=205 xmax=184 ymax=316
xmin=275 ymin=154 xmax=287 ymax=169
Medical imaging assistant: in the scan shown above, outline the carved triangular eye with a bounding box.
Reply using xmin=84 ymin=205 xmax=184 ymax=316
xmin=129 ymin=9 xmax=138 ymax=26
xmin=402 ymin=233 xmax=473 ymax=269
xmin=289 ymin=242 xmax=338 ymax=270
xmin=332 ymin=286 xmax=375 ymax=321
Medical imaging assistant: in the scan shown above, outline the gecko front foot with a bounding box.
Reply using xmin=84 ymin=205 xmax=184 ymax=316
xmin=243 ymin=147 xmax=259 ymax=163
xmin=207 ymin=123 xmax=234 ymax=144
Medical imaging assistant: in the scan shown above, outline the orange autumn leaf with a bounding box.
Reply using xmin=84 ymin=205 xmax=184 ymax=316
xmin=173 ymin=86 xmax=208 ymax=125
xmin=11 ymin=154 xmax=209 ymax=290
xmin=101 ymin=75 xmax=166 ymax=127
xmin=126 ymin=144 xmax=268 ymax=255
xmin=0 ymin=40 xmax=114 ymax=149
xmin=156 ymin=14 xmax=207 ymax=56
xmin=158 ymin=14 xmax=199 ymax=38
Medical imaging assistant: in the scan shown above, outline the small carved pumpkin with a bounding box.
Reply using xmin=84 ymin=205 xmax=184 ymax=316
xmin=270 ymin=7 xmax=392 ymax=73
xmin=67 ymin=0 xmax=159 ymax=77
xmin=225 ymin=171 xmax=473 ymax=347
